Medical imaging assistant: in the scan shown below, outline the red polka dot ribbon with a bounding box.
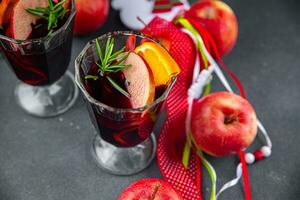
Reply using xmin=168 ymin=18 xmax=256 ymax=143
xmin=142 ymin=17 xmax=202 ymax=199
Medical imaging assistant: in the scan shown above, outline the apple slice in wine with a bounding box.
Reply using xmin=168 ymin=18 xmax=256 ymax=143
xmin=121 ymin=52 xmax=155 ymax=108
xmin=11 ymin=0 xmax=48 ymax=40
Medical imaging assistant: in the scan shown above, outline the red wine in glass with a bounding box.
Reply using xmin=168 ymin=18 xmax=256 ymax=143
xmin=0 ymin=0 xmax=78 ymax=117
xmin=0 ymin=14 xmax=73 ymax=86
xmin=75 ymin=32 xmax=178 ymax=175
xmin=83 ymin=68 xmax=167 ymax=147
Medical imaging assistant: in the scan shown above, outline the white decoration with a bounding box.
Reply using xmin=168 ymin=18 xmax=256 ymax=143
xmin=216 ymin=164 xmax=242 ymax=199
xmin=188 ymin=68 xmax=213 ymax=99
xmin=261 ymin=146 xmax=272 ymax=157
xmin=245 ymin=153 xmax=255 ymax=164
xmin=111 ymin=0 xmax=190 ymax=30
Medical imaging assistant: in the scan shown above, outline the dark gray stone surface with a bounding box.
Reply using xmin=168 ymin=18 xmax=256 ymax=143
xmin=1 ymin=0 xmax=300 ymax=199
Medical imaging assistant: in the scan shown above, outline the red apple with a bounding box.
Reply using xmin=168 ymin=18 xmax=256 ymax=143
xmin=74 ymin=0 xmax=109 ymax=35
xmin=118 ymin=178 xmax=183 ymax=200
xmin=185 ymin=0 xmax=238 ymax=56
xmin=191 ymin=92 xmax=257 ymax=157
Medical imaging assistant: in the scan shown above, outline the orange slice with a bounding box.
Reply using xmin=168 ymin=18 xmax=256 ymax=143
xmin=134 ymin=41 xmax=180 ymax=87
xmin=0 ymin=0 xmax=9 ymax=26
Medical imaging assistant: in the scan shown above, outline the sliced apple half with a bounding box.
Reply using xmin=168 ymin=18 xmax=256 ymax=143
xmin=11 ymin=0 xmax=48 ymax=40
xmin=121 ymin=52 xmax=155 ymax=108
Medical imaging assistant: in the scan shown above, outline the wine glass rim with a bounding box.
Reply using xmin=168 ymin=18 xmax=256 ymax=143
xmin=75 ymin=31 xmax=178 ymax=113
xmin=0 ymin=0 xmax=76 ymax=43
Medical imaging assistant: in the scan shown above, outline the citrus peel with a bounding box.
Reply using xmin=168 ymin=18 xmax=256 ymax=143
xmin=134 ymin=41 xmax=180 ymax=86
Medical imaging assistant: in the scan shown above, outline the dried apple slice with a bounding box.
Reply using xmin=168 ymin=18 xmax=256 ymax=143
xmin=11 ymin=0 xmax=48 ymax=40
xmin=121 ymin=52 xmax=155 ymax=108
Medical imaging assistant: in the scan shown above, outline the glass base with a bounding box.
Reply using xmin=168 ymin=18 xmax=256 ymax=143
xmin=92 ymin=133 xmax=156 ymax=175
xmin=15 ymin=71 xmax=78 ymax=117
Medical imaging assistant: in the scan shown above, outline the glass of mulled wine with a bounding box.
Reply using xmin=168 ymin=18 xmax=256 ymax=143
xmin=75 ymin=32 xmax=179 ymax=175
xmin=0 ymin=0 xmax=78 ymax=117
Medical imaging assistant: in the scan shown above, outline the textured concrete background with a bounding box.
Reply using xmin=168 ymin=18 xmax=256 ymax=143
xmin=1 ymin=0 xmax=300 ymax=199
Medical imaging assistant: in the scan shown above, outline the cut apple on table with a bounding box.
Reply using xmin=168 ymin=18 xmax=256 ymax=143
xmin=121 ymin=52 xmax=155 ymax=108
xmin=11 ymin=0 xmax=48 ymax=40
xmin=118 ymin=178 xmax=183 ymax=200
xmin=134 ymin=41 xmax=180 ymax=87
xmin=191 ymin=92 xmax=258 ymax=157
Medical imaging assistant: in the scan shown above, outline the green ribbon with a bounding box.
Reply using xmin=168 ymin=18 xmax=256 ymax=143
xmin=175 ymin=17 xmax=209 ymax=69
xmin=191 ymin=135 xmax=217 ymax=200
xmin=182 ymin=135 xmax=192 ymax=169
xmin=176 ymin=16 xmax=216 ymax=200
xmin=182 ymin=132 xmax=217 ymax=200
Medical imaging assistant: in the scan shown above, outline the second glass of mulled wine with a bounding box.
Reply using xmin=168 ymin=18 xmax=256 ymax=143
xmin=0 ymin=0 xmax=78 ymax=117
xmin=75 ymin=32 xmax=180 ymax=175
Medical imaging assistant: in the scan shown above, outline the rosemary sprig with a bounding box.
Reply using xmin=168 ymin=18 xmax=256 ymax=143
xmin=26 ymin=0 xmax=68 ymax=36
xmin=106 ymin=76 xmax=130 ymax=98
xmin=85 ymin=37 xmax=131 ymax=97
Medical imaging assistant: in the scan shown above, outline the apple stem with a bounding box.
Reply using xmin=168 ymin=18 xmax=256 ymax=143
xmin=150 ymin=183 xmax=161 ymax=200
xmin=137 ymin=16 xmax=147 ymax=27
xmin=137 ymin=16 xmax=156 ymax=37
xmin=224 ymin=115 xmax=238 ymax=124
